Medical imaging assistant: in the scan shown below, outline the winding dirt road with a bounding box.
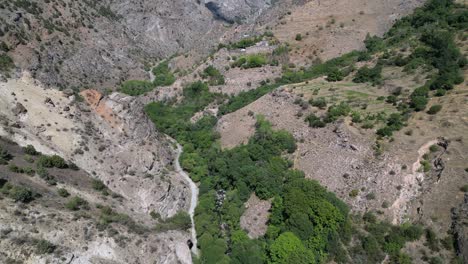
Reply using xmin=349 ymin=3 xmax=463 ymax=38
xmin=173 ymin=141 xmax=199 ymax=256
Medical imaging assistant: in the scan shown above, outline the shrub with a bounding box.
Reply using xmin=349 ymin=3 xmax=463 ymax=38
xmin=434 ymin=89 xmax=446 ymax=96
xmin=366 ymin=192 xmax=376 ymax=200
xmin=0 ymin=145 xmax=12 ymax=164
xmin=351 ymin=111 xmax=362 ymax=123
xmin=427 ymin=105 xmax=442 ymax=115
xmin=8 ymin=164 xmax=21 ymax=173
xmin=273 ymin=45 xmax=289 ymax=56
xmin=153 ymin=61 xmax=176 ymax=87
xmin=3 ymin=184 xmax=35 ymax=203
xmin=429 ymin=144 xmax=439 ymax=152
xmin=295 ymin=34 xmax=302 ymax=41
xmin=305 ymin=113 xmax=325 ymax=128
xmin=65 ymin=196 xmax=88 ymax=211
xmin=353 ymin=66 xmax=382 ymax=85
xmin=119 ymin=80 xmax=154 ymax=96
xmin=92 ymin=179 xmax=106 ymax=191
xmin=23 ymin=145 xmax=38 ymax=155
xmin=98 ymin=206 xmax=146 ymax=233
xmin=37 ymin=155 xmax=67 ymax=168
xmin=460 ymin=185 xmax=468 ymax=192
xmin=232 ymin=54 xmax=267 ymax=69
xmin=357 ymin=51 xmax=372 ymax=61
xmin=326 ymin=68 xmax=344 ymax=82
xmin=156 ymin=211 xmax=191 ymax=232
xmin=9 ymin=186 xmax=34 ymax=203
xmin=364 ymin=34 xmax=385 ymax=52
xmin=425 ymin=228 xmax=439 ymax=251
xmin=324 ymin=102 xmax=351 ymax=123
xmin=309 ymin=97 xmax=327 ymax=109
xmin=36 ymin=166 xmax=56 ymax=185
xmin=34 ymin=239 xmax=56 ymax=254
xmin=377 ymin=126 xmax=394 ymax=137
xmin=57 ymin=188 xmax=70 ymax=197
xmin=201 ymin=66 xmax=225 ymax=85
xmin=386 ymin=95 xmax=398 ymax=104
xmin=349 ymin=189 xmax=359 ymax=197
xmin=227 ymin=35 xmax=263 ymax=49
xmin=410 ymin=96 xmax=428 ymax=111
xmin=0 ymin=54 xmax=14 ymax=73
xmin=420 ymin=160 xmax=431 ymax=172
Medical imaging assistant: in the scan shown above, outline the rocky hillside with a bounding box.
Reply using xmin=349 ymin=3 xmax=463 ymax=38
xmin=1 ymin=0 xmax=467 ymax=264
xmin=0 ymin=0 xmax=228 ymax=89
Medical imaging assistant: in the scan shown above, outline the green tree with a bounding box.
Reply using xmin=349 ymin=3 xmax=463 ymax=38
xmin=270 ymin=232 xmax=315 ymax=264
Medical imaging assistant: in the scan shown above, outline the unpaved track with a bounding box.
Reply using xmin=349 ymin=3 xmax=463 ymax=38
xmin=173 ymin=139 xmax=199 ymax=256
xmin=390 ymin=139 xmax=439 ymax=224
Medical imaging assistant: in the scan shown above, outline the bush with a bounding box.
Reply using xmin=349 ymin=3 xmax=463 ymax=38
xmin=349 ymin=189 xmax=359 ymax=197
xmin=309 ymin=97 xmax=327 ymax=109
xmin=357 ymin=51 xmax=372 ymax=61
xmin=23 ymin=145 xmax=38 ymax=155
xmin=364 ymin=34 xmax=385 ymax=52
xmin=0 ymin=54 xmax=14 ymax=73
xmin=65 ymin=196 xmax=88 ymax=211
xmin=57 ymin=188 xmax=70 ymax=197
xmin=305 ymin=114 xmax=325 ymax=128
xmin=227 ymin=35 xmax=263 ymax=50
xmin=427 ymin=105 xmax=442 ymax=115
xmin=273 ymin=45 xmax=289 ymax=56
xmin=92 ymin=179 xmax=106 ymax=191
xmin=0 ymin=145 xmax=12 ymax=164
xmin=232 ymin=54 xmax=267 ymax=69
xmin=36 ymin=166 xmax=56 ymax=185
xmin=434 ymin=89 xmax=446 ymax=96
xmin=326 ymin=68 xmax=344 ymax=82
xmin=460 ymin=185 xmax=468 ymax=192
xmin=37 ymin=155 xmax=67 ymax=168
xmin=429 ymin=144 xmax=439 ymax=152
xmin=324 ymin=102 xmax=351 ymax=123
xmin=156 ymin=211 xmax=191 ymax=232
xmin=410 ymin=96 xmax=428 ymax=111
xmin=152 ymin=61 xmax=176 ymax=87
xmin=9 ymin=185 xmax=34 ymax=203
xmin=353 ymin=66 xmax=382 ymax=85
xmin=295 ymin=34 xmax=302 ymax=41
xmin=119 ymin=80 xmax=154 ymax=96
xmin=34 ymin=239 xmax=56 ymax=254
xmin=98 ymin=206 xmax=146 ymax=233
xmin=201 ymin=66 xmax=225 ymax=86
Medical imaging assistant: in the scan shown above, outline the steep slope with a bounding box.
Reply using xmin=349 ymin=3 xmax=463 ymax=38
xmin=0 ymin=0 xmax=226 ymax=88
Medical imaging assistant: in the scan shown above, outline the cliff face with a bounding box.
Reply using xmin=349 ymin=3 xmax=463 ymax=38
xmin=0 ymin=0 xmax=226 ymax=89
xmin=204 ymin=0 xmax=272 ymax=23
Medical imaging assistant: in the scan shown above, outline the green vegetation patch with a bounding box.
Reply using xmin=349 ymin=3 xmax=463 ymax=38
xmin=231 ymin=54 xmax=267 ymax=69
xmin=156 ymin=211 xmax=191 ymax=232
xmin=152 ymin=61 xmax=176 ymax=87
xmin=1 ymin=182 xmax=35 ymax=203
xmin=0 ymin=54 xmax=14 ymax=74
xmin=201 ymin=65 xmax=225 ymax=86
xmin=65 ymin=196 xmax=88 ymax=211
xmin=119 ymin=80 xmax=154 ymax=96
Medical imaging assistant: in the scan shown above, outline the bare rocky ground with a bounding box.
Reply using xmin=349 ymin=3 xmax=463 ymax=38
xmin=0 ymin=138 xmax=191 ymax=264
xmin=240 ymin=194 xmax=271 ymax=239
xmin=264 ymin=0 xmax=426 ymax=66
xmin=0 ymin=73 xmax=192 ymax=263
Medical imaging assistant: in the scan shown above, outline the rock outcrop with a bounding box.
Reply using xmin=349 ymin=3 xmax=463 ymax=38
xmin=204 ymin=0 xmax=271 ymax=23
xmin=0 ymin=73 xmax=192 ymax=263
